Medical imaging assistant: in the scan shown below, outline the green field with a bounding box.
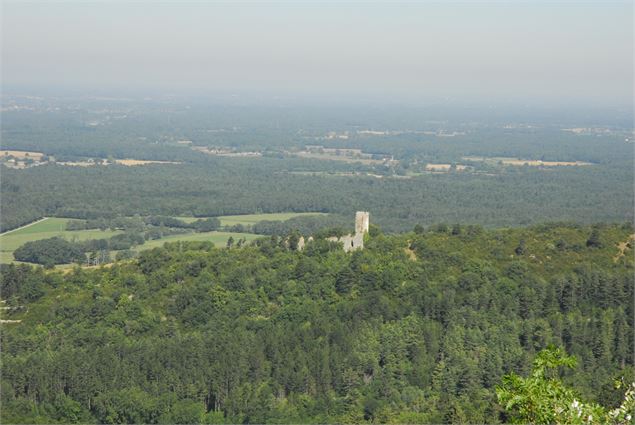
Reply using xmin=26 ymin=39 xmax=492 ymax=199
xmin=3 ymin=218 xmax=66 ymax=235
xmin=177 ymin=212 xmax=326 ymax=226
xmin=0 ymin=218 xmax=123 ymax=264
xmin=0 ymin=213 xmax=313 ymax=264
xmin=135 ymin=231 xmax=260 ymax=251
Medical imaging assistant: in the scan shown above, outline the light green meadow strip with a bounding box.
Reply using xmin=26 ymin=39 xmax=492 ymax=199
xmin=0 ymin=218 xmax=123 ymax=264
xmin=135 ymin=231 xmax=260 ymax=251
xmin=176 ymin=212 xmax=326 ymax=226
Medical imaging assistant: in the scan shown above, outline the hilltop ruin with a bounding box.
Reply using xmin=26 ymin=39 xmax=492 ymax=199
xmin=328 ymin=211 xmax=370 ymax=252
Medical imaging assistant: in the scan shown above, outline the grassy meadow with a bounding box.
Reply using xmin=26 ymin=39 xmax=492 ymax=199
xmin=177 ymin=212 xmax=326 ymax=226
xmin=0 ymin=218 xmax=123 ymax=263
xmin=0 ymin=213 xmax=312 ymax=264
xmin=135 ymin=231 xmax=260 ymax=251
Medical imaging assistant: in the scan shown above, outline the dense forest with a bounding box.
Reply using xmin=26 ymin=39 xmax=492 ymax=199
xmin=2 ymin=158 xmax=632 ymax=232
xmin=2 ymin=98 xmax=633 ymax=233
xmin=1 ymin=223 xmax=633 ymax=423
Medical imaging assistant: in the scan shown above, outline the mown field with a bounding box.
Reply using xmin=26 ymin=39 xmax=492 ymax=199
xmin=0 ymin=213 xmax=319 ymax=264
xmin=0 ymin=218 xmax=122 ymax=264
xmin=135 ymin=231 xmax=259 ymax=251
xmin=177 ymin=212 xmax=326 ymax=226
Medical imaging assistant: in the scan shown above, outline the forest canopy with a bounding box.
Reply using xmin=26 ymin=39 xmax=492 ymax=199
xmin=1 ymin=223 xmax=632 ymax=423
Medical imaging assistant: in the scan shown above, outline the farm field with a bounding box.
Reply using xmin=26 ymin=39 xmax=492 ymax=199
xmin=292 ymin=151 xmax=392 ymax=165
xmin=58 ymin=158 xmax=181 ymax=167
xmin=462 ymin=156 xmax=592 ymax=166
xmin=0 ymin=150 xmax=45 ymax=160
xmin=177 ymin=212 xmax=326 ymax=226
xmin=0 ymin=213 xmax=323 ymax=264
xmin=425 ymin=163 xmax=469 ymax=172
xmin=114 ymin=159 xmax=182 ymax=166
xmin=282 ymin=171 xmax=397 ymax=179
xmin=134 ymin=231 xmax=260 ymax=251
xmin=0 ymin=218 xmax=122 ymax=263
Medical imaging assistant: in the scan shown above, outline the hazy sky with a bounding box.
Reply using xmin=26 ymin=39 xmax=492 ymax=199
xmin=2 ymin=1 xmax=633 ymax=105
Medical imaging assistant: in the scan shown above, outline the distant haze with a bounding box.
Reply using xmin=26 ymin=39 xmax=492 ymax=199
xmin=2 ymin=1 xmax=633 ymax=106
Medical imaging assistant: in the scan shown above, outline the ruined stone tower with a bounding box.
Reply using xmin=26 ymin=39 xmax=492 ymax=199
xmin=355 ymin=211 xmax=370 ymax=235
xmin=328 ymin=211 xmax=370 ymax=252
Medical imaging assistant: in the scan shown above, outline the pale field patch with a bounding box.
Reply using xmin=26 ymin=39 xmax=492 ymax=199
xmin=0 ymin=150 xmax=44 ymax=160
xmin=463 ymin=156 xmax=591 ymax=166
xmin=425 ymin=163 xmax=468 ymax=172
xmin=294 ymin=151 xmax=394 ymax=165
xmin=176 ymin=212 xmax=326 ymax=226
xmin=115 ymin=159 xmax=182 ymax=166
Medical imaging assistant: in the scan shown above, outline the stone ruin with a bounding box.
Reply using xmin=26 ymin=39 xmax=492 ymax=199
xmin=297 ymin=235 xmax=312 ymax=250
xmin=291 ymin=211 xmax=369 ymax=252
xmin=328 ymin=211 xmax=370 ymax=252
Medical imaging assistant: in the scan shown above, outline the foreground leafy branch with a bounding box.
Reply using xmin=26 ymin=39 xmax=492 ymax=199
xmin=497 ymin=346 xmax=634 ymax=424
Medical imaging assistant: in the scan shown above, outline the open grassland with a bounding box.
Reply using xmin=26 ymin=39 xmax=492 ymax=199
xmin=0 ymin=150 xmax=44 ymax=160
xmin=58 ymin=159 xmax=182 ymax=167
xmin=220 ymin=212 xmax=326 ymax=226
xmin=114 ymin=159 xmax=182 ymax=166
xmin=64 ymin=231 xmax=261 ymax=269
xmin=293 ymin=151 xmax=392 ymax=165
xmin=177 ymin=212 xmax=326 ymax=226
xmin=463 ymin=156 xmax=592 ymax=166
xmin=1 ymin=217 xmax=71 ymax=235
xmin=0 ymin=213 xmax=323 ymax=264
xmin=425 ymin=163 xmax=469 ymax=172
xmin=0 ymin=218 xmax=122 ymax=263
xmin=135 ymin=231 xmax=260 ymax=251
